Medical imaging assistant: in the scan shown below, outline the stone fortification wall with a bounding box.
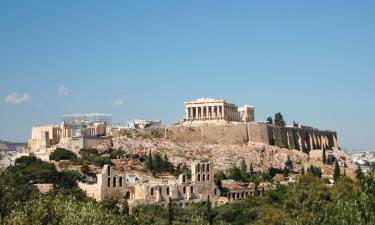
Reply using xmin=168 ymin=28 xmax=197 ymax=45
xmin=57 ymin=137 xmax=103 ymax=154
xmin=166 ymin=123 xmax=338 ymax=152
xmin=165 ymin=124 xmax=249 ymax=144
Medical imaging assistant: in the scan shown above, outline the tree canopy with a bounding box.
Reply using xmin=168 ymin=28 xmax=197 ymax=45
xmin=50 ymin=148 xmax=77 ymax=161
xmin=1 ymin=156 xmax=375 ymax=225
xmin=274 ymin=112 xmax=286 ymax=126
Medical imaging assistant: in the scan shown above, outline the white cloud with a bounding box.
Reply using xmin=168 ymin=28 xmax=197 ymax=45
xmin=4 ymin=93 xmax=32 ymax=105
xmin=59 ymin=85 xmax=69 ymax=96
xmin=113 ymin=98 xmax=124 ymax=105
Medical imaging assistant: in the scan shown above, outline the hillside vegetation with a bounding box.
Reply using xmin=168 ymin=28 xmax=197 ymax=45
xmin=1 ymin=155 xmax=374 ymax=225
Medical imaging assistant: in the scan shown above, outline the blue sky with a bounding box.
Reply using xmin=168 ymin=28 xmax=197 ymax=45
xmin=0 ymin=1 xmax=374 ymax=150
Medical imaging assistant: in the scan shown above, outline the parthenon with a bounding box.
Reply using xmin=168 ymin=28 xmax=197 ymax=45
xmin=184 ymin=97 xmax=254 ymax=124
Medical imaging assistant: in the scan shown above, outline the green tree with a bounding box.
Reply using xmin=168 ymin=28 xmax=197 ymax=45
xmin=254 ymin=182 xmax=259 ymax=196
xmin=266 ymin=116 xmax=273 ymax=124
xmin=5 ymin=194 xmax=133 ymax=225
xmin=49 ymin=148 xmax=77 ymax=161
xmin=355 ymin=164 xmax=364 ymax=181
xmin=110 ymin=149 xmax=126 ymax=159
xmin=205 ymin=196 xmax=214 ymax=225
xmin=333 ymin=161 xmax=340 ymax=181
xmin=0 ymin=168 xmax=38 ymax=218
xmin=274 ymin=112 xmax=286 ymax=126
xmin=307 ymin=165 xmax=322 ymax=178
xmin=121 ymin=198 xmax=130 ymax=215
xmin=79 ymin=148 xmax=99 ymax=157
xmin=268 ymin=167 xmax=279 ymax=178
xmin=145 ymin=150 xmax=154 ymax=171
xmin=54 ymin=170 xmax=80 ymax=189
xmin=240 ymin=159 xmax=247 ymax=176
xmin=167 ymin=197 xmax=173 ymax=225
xmin=214 ymin=171 xmax=226 ymax=189
xmin=9 ymin=156 xmax=57 ymax=183
xmin=100 ymin=197 xmax=119 ymax=213
xmin=249 ymin=162 xmax=254 ymax=176
xmin=227 ymin=166 xmax=243 ymax=182
xmin=283 ymin=166 xmax=289 ymax=178
xmin=145 ymin=152 xmax=175 ymax=175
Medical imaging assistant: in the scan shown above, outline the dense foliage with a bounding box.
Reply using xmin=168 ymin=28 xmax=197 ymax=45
xmin=50 ymin=148 xmax=77 ymax=161
xmin=1 ymin=156 xmax=375 ymax=225
xmin=73 ymin=148 xmax=111 ymax=166
xmin=110 ymin=149 xmax=126 ymax=159
xmin=0 ymin=156 xmax=83 ymax=219
xmin=144 ymin=152 xmax=190 ymax=177
xmin=223 ymin=163 xmax=280 ymax=184
xmin=274 ymin=112 xmax=286 ymax=127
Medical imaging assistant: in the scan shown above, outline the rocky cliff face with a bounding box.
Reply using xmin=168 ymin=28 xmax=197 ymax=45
xmin=90 ymin=125 xmax=353 ymax=175
xmin=104 ymin=135 xmax=328 ymax=173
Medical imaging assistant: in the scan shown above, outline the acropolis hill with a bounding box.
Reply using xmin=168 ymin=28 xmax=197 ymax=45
xmin=18 ymin=97 xmax=355 ymax=208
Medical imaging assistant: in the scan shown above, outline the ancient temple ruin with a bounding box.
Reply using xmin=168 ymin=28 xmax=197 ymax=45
xmin=184 ymin=97 xmax=255 ymax=124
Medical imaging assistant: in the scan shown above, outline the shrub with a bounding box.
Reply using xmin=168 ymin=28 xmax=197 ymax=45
xmin=84 ymin=155 xmax=111 ymax=166
xmin=145 ymin=152 xmax=176 ymax=175
xmin=54 ymin=170 xmax=81 ymax=189
xmin=110 ymin=149 xmax=126 ymax=159
xmin=50 ymin=148 xmax=77 ymax=161
xmin=10 ymin=156 xmax=57 ymax=183
xmin=79 ymin=148 xmax=99 ymax=157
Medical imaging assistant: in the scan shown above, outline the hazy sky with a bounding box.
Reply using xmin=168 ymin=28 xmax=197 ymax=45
xmin=0 ymin=1 xmax=374 ymax=150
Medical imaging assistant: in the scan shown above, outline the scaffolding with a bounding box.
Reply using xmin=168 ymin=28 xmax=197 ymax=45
xmin=62 ymin=113 xmax=112 ymax=126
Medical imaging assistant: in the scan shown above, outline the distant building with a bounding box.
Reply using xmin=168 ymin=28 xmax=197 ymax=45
xmin=28 ymin=113 xmax=109 ymax=153
xmin=128 ymin=119 xmax=161 ymax=129
xmin=62 ymin=113 xmax=112 ymax=126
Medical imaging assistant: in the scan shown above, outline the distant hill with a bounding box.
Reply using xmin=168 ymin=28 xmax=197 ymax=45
xmin=0 ymin=140 xmax=27 ymax=152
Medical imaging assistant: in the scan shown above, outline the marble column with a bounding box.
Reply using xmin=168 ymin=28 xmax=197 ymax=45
xmin=309 ymin=134 xmax=314 ymax=150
